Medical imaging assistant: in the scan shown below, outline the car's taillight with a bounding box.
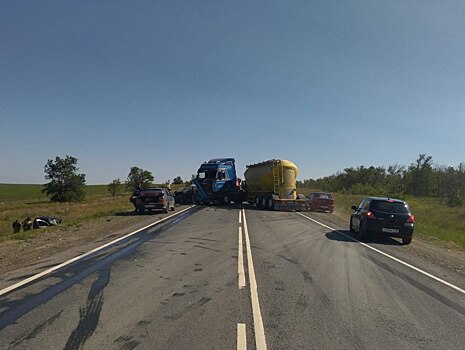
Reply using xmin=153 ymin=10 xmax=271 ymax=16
xmin=366 ymin=210 xmax=376 ymax=219
xmin=406 ymin=214 xmax=415 ymax=223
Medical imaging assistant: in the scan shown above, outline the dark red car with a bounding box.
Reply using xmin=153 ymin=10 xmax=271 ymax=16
xmin=130 ymin=188 xmax=175 ymax=214
xmin=307 ymin=192 xmax=335 ymax=213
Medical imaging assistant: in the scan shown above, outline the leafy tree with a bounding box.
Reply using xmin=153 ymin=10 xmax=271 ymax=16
xmin=126 ymin=166 xmax=154 ymax=191
xmin=172 ymin=176 xmax=183 ymax=185
xmin=108 ymin=178 xmax=122 ymax=197
xmin=42 ymin=156 xmax=86 ymax=202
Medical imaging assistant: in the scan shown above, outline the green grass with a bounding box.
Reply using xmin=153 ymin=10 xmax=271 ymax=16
xmin=298 ymin=188 xmax=465 ymax=249
xmin=0 ymin=184 xmax=135 ymax=242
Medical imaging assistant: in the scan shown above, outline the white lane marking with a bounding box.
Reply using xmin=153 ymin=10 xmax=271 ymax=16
xmin=0 ymin=206 xmax=196 ymax=297
xmin=242 ymin=209 xmax=267 ymax=350
xmin=239 ymin=210 xmax=242 ymax=224
xmin=238 ymin=227 xmax=246 ymax=289
xmin=237 ymin=323 xmax=247 ymax=350
xmin=296 ymin=212 xmax=465 ymax=296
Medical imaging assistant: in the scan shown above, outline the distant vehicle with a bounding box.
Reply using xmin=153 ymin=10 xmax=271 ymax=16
xmin=33 ymin=216 xmax=60 ymax=229
xmin=308 ymin=192 xmax=335 ymax=213
xmin=193 ymin=158 xmax=243 ymax=205
xmin=130 ymin=188 xmax=175 ymax=214
xmin=174 ymin=187 xmax=193 ymax=205
xmin=349 ymin=197 xmax=414 ymax=245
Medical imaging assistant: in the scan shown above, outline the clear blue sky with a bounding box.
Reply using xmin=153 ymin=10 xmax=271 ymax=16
xmin=1 ymin=1 xmax=464 ymax=184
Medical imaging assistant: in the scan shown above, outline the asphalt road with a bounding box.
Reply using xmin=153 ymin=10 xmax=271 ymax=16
xmin=1 ymin=205 xmax=465 ymax=349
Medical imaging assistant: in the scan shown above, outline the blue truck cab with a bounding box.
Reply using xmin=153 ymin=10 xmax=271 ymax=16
xmin=193 ymin=158 xmax=242 ymax=204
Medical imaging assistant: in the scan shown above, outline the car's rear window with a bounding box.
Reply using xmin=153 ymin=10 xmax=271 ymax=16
xmin=371 ymin=200 xmax=409 ymax=213
xmin=316 ymin=193 xmax=333 ymax=199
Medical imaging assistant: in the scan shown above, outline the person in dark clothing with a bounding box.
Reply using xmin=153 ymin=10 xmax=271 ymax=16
xmin=12 ymin=220 xmax=21 ymax=233
xmin=22 ymin=217 xmax=33 ymax=231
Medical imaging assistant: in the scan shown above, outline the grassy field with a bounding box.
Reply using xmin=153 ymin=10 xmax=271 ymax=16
xmin=0 ymin=183 xmax=189 ymax=242
xmin=298 ymin=188 xmax=465 ymax=249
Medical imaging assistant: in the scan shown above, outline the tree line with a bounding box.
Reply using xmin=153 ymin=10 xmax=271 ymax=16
xmin=42 ymin=156 xmax=189 ymax=202
xmin=297 ymin=154 xmax=465 ymax=207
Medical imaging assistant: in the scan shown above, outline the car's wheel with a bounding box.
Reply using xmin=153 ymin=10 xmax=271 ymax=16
xmin=358 ymin=220 xmax=366 ymax=241
xmin=402 ymin=237 xmax=412 ymax=245
xmin=349 ymin=217 xmax=355 ymax=233
xmin=171 ymin=204 xmax=175 ymax=211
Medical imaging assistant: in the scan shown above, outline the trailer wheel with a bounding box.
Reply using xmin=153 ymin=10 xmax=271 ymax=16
xmin=261 ymin=196 xmax=267 ymax=209
xmin=255 ymin=196 xmax=260 ymax=208
xmin=222 ymin=195 xmax=229 ymax=205
xmin=267 ymin=197 xmax=274 ymax=210
xmin=257 ymin=195 xmax=264 ymax=209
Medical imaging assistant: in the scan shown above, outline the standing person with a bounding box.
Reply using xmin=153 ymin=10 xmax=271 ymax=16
xmin=12 ymin=220 xmax=21 ymax=233
xmin=190 ymin=183 xmax=197 ymax=204
xmin=23 ymin=217 xmax=33 ymax=231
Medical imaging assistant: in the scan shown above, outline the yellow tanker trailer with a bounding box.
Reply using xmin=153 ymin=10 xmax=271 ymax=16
xmin=244 ymin=159 xmax=311 ymax=211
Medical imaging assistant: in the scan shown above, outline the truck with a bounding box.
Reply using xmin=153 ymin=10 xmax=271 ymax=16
xmin=193 ymin=158 xmax=243 ymax=205
xmin=243 ymin=159 xmax=311 ymax=211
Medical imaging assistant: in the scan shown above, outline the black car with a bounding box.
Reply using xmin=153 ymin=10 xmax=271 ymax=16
xmin=349 ymin=197 xmax=414 ymax=245
xmin=33 ymin=216 xmax=61 ymax=229
xmin=174 ymin=187 xmax=193 ymax=205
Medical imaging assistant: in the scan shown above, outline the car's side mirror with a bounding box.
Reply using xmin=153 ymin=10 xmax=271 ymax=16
xmin=351 ymin=206 xmax=357 ymax=211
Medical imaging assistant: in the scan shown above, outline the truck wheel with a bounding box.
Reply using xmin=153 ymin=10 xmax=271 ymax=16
xmin=222 ymin=195 xmax=229 ymax=205
xmin=261 ymin=196 xmax=267 ymax=210
xmin=255 ymin=196 xmax=260 ymax=208
xmin=267 ymin=197 xmax=274 ymax=210
xmin=257 ymin=196 xmax=264 ymax=209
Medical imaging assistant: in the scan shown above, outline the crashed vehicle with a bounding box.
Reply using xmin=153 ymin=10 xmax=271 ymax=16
xmin=130 ymin=188 xmax=175 ymax=214
xmin=33 ymin=216 xmax=61 ymax=229
xmin=193 ymin=158 xmax=243 ymax=205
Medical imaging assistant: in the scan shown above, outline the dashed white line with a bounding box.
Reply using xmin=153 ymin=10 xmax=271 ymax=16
xmin=237 ymin=323 xmax=247 ymax=350
xmin=238 ymin=227 xmax=246 ymax=289
xmin=239 ymin=210 xmax=242 ymax=224
xmin=242 ymin=209 xmax=267 ymax=350
xmin=296 ymin=212 xmax=465 ymax=296
xmin=0 ymin=206 xmax=196 ymax=297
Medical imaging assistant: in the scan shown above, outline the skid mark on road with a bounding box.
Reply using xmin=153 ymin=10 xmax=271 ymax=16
xmin=301 ymin=270 xmax=331 ymax=308
xmin=368 ymin=255 xmax=465 ymax=318
xmin=114 ymin=335 xmax=140 ymax=350
xmin=9 ymin=310 xmax=63 ymax=348
xmin=164 ymin=297 xmax=212 ymax=320
xmin=64 ymin=267 xmax=111 ymax=350
xmin=193 ymin=245 xmax=221 ymax=252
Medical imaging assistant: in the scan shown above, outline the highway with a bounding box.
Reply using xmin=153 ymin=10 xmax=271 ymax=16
xmin=1 ymin=205 xmax=465 ymax=349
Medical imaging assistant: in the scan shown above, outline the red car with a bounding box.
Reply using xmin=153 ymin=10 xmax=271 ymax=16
xmin=308 ymin=192 xmax=335 ymax=213
xmin=130 ymin=188 xmax=175 ymax=214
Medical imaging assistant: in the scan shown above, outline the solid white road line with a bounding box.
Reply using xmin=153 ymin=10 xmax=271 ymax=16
xmin=296 ymin=212 xmax=465 ymax=296
xmin=242 ymin=209 xmax=267 ymax=350
xmin=237 ymin=323 xmax=247 ymax=350
xmin=0 ymin=206 xmax=196 ymax=297
xmin=238 ymin=227 xmax=246 ymax=289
